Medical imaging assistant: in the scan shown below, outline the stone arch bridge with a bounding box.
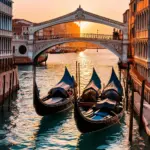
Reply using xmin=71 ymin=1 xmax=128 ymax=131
xmin=13 ymin=6 xmax=129 ymax=63
xmin=33 ymin=34 xmax=125 ymax=61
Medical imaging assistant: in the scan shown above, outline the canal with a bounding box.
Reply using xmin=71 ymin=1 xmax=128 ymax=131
xmin=0 ymin=49 xmax=150 ymax=150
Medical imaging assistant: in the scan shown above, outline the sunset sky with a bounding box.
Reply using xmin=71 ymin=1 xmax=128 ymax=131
xmin=13 ymin=0 xmax=130 ymax=34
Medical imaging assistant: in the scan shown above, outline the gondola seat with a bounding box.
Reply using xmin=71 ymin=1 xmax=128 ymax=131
xmin=93 ymin=111 xmax=109 ymax=117
xmin=101 ymin=89 xmax=121 ymax=102
xmin=91 ymin=112 xmax=111 ymax=121
xmin=81 ymin=81 xmax=100 ymax=102
xmin=81 ymin=88 xmax=97 ymax=102
xmin=49 ymin=82 xmax=71 ymax=98
xmin=96 ymin=99 xmax=117 ymax=109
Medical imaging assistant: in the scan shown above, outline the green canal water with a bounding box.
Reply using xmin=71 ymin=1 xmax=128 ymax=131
xmin=0 ymin=49 xmax=150 ymax=150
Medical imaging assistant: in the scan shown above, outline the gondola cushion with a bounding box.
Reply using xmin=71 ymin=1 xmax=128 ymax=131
xmin=48 ymin=82 xmax=70 ymax=98
xmin=96 ymin=99 xmax=116 ymax=109
xmin=91 ymin=115 xmax=104 ymax=120
xmin=81 ymin=88 xmax=97 ymax=102
xmin=94 ymin=111 xmax=109 ymax=117
xmin=101 ymin=89 xmax=121 ymax=102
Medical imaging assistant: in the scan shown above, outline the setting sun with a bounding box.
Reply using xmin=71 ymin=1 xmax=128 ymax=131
xmin=74 ymin=21 xmax=89 ymax=31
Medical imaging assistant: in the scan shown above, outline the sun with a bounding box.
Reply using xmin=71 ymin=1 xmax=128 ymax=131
xmin=74 ymin=21 xmax=89 ymax=30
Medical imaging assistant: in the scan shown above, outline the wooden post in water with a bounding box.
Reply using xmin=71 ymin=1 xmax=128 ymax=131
xmin=11 ymin=71 xmax=14 ymax=102
xmin=126 ymin=62 xmax=130 ymax=111
xmin=8 ymin=73 xmax=12 ymax=111
xmin=78 ymin=63 xmax=80 ymax=97
xmin=33 ymin=60 xmax=37 ymax=101
xmin=73 ymin=76 xmax=77 ymax=101
xmin=139 ymin=80 xmax=146 ymax=131
xmin=76 ymin=61 xmax=78 ymax=82
xmin=119 ymin=68 xmax=121 ymax=82
xmin=1 ymin=75 xmax=5 ymax=112
xmin=129 ymin=80 xmax=134 ymax=142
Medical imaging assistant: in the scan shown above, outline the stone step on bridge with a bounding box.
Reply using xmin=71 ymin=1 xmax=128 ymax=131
xmin=33 ymin=33 xmax=124 ymax=61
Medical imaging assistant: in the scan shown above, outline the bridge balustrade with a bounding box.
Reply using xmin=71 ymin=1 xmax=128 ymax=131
xmin=34 ymin=33 xmax=118 ymax=41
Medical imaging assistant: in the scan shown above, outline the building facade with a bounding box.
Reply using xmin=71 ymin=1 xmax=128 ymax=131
xmin=124 ymin=0 xmax=150 ymax=103
xmin=13 ymin=19 xmax=35 ymax=36
xmin=0 ymin=0 xmax=19 ymax=105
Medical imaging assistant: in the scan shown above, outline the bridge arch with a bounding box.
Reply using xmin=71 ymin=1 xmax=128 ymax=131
xmin=29 ymin=6 xmax=128 ymax=37
xmin=33 ymin=39 xmax=122 ymax=61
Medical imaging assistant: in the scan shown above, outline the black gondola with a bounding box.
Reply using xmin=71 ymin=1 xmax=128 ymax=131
xmin=74 ymin=67 xmax=124 ymax=134
xmin=33 ymin=66 xmax=75 ymax=116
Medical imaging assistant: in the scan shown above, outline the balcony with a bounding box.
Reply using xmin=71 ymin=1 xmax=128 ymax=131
xmin=134 ymin=56 xmax=150 ymax=68
xmin=0 ymin=29 xmax=12 ymax=37
xmin=0 ymin=50 xmax=13 ymax=59
xmin=0 ymin=2 xmax=12 ymax=16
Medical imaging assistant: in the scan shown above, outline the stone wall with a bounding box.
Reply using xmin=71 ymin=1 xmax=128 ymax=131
xmin=0 ymin=67 xmax=19 ymax=105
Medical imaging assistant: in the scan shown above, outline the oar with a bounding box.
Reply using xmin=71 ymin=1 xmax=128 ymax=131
xmin=111 ymin=111 xmax=121 ymax=125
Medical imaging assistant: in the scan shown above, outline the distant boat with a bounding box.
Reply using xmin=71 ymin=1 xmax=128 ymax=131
xmin=74 ymin=68 xmax=124 ymax=133
xmin=49 ymin=48 xmax=64 ymax=54
xmin=33 ymin=67 xmax=75 ymax=116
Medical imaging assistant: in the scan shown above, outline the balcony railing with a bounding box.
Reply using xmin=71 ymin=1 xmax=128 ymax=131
xmin=13 ymin=35 xmax=29 ymax=40
xmin=0 ymin=50 xmax=13 ymax=58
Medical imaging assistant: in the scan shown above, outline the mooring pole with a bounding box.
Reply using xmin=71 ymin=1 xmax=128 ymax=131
xmin=8 ymin=73 xmax=12 ymax=111
xmin=76 ymin=61 xmax=78 ymax=82
xmin=73 ymin=76 xmax=77 ymax=101
xmin=33 ymin=63 xmax=36 ymax=84
xmin=1 ymin=75 xmax=5 ymax=112
xmin=126 ymin=62 xmax=130 ymax=111
xmin=139 ymin=80 xmax=146 ymax=131
xmin=78 ymin=63 xmax=80 ymax=97
xmin=129 ymin=80 xmax=134 ymax=142
xmin=119 ymin=68 xmax=121 ymax=82
xmin=11 ymin=71 xmax=14 ymax=102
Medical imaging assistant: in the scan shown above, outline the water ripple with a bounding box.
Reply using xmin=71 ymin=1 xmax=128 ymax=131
xmin=0 ymin=49 xmax=150 ymax=150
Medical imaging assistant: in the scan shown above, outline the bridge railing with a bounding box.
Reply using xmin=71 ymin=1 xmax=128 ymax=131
xmin=35 ymin=33 xmax=121 ymax=41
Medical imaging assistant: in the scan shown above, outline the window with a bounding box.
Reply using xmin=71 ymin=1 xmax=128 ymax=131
xmin=19 ymin=45 xmax=27 ymax=54
xmin=0 ymin=0 xmax=12 ymax=7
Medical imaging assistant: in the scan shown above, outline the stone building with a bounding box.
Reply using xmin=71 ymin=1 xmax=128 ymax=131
xmin=13 ymin=19 xmax=35 ymax=36
xmin=124 ymin=0 xmax=150 ymax=103
xmin=0 ymin=0 xmax=19 ymax=105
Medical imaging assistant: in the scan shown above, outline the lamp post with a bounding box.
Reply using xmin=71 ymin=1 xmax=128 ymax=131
xmin=97 ymin=29 xmax=99 ymax=38
xmin=97 ymin=29 xmax=99 ymax=52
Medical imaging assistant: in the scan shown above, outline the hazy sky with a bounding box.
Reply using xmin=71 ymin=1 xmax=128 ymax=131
xmin=13 ymin=0 xmax=130 ymax=33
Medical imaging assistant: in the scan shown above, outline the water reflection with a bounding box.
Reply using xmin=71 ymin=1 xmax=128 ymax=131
xmin=77 ymin=123 xmax=123 ymax=150
xmin=35 ymin=111 xmax=73 ymax=149
xmin=0 ymin=49 xmax=149 ymax=149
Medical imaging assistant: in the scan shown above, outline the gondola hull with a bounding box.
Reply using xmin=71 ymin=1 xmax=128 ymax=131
xmin=33 ymin=66 xmax=75 ymax=116
xmin=74 ymin=100 xmax=124 ymax=133
xmin=74 ymin=67 xmax=124 ymax=134
xmin=34 ymin=99 xmax=74 ymax=116
xmin=34 ymin=83 xmax=74 ymax=116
